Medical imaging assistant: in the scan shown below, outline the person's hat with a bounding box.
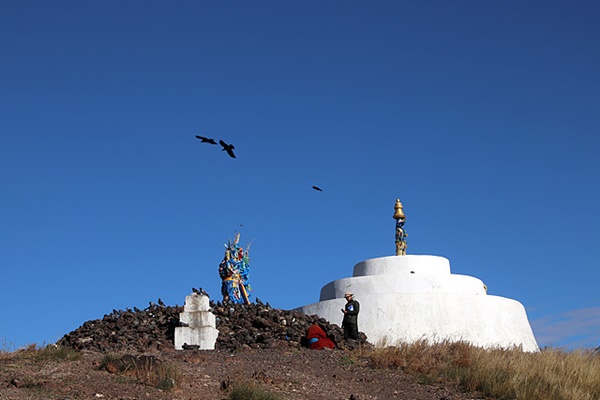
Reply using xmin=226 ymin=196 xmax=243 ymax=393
xmin=344 ymin=292 xmax=353 ymax=298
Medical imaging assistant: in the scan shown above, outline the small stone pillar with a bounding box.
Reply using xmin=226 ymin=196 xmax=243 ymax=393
xmin=174 ymin=293 xmax=219 ymax=350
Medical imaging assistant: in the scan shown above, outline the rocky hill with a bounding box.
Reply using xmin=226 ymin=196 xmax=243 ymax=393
xmin=57 ymin=299 xmax=368 ymax=352
xmin=1 ymin=299 xmax=479 ymax=400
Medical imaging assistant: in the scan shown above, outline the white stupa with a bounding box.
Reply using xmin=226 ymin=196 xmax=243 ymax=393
xmin=296 ymin=199 xmax=539 ymax=352
xmin=174 ymin=293 xmax=219 ymax=350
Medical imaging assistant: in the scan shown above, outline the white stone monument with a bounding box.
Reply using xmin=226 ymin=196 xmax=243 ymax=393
xmin=174 ymin=293 xmax=219 ymax=350
xmin=296 ymin=199 xmax=539 ymax=352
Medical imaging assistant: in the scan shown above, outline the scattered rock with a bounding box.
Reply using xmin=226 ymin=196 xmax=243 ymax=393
xmin=105 ymin=361 xmax=120 ymax=374
xmin=10 ymin=377 xmax=24 ymax=388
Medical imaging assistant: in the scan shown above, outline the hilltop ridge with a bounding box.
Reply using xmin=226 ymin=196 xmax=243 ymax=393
xmin=1 ymin=300 xmax=476 ymax=400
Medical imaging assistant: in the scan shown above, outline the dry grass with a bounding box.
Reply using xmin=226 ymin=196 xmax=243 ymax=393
xmin=0 ymin=343 xmax=81 ymax=362
xmin=0 ymin=343 xmax=81 ymax=389
xmin=99 ymin=353 xmax=181 ymax=390
xmin=227 ymin=380 xmax=284 ymax=400
xmin=363 ymin=340 xmax=600 ymax=400
xmin=135 ymin=361 xmax=181 ymax=390
xmin=3 ymin=339 xmax=597 ymax=399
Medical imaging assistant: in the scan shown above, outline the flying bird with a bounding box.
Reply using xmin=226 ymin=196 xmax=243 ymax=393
xmin=195 ymin=135 xmax=217 ymax=145
xmin=219 ymin=140 xmax=236 ymax=158
xmin=312 ymin=185 xmax=323 ymax=192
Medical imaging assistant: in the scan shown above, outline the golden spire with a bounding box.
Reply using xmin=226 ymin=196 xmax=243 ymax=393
xmin=393 ymin=198 xmax=405 ymax=221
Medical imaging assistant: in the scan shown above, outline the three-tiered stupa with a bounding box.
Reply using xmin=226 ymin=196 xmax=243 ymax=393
xmin=296 ymin=199 xmax=539 ymax=352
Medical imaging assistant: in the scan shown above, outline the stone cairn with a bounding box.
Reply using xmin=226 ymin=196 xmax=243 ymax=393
xmin=174 ymin=293 xmax=218 ymax=350
xmin=58 ymin=297 xmax=369 ymax=353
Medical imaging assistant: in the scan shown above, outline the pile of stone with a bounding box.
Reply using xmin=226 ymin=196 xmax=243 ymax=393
xmin=58 ymin=302 xmax=181 ymax=352
xmin=58 ymin=298 xmax=369 ymax=353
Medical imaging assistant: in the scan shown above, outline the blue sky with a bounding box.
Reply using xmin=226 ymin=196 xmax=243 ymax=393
xmin=1 ymin=0 xmax=598 ymax=350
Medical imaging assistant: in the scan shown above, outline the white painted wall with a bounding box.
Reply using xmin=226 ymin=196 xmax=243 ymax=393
xmin=297 ymin=255 xmax=539 ymax=352
xmin=353 ymin=255 xmax=451 ymax=276
xmin=174 ymin=293 xmax=219 ymax=350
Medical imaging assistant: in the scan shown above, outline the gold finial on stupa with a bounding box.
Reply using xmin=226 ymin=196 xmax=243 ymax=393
xmin=393 ymin=198 xmax=405 ymax=220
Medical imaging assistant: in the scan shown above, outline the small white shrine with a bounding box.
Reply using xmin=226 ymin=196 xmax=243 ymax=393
xmin=174 ymin=293 xmax=219 ymax=350
xmin=296 ymin=199 xmax=539 ymax=352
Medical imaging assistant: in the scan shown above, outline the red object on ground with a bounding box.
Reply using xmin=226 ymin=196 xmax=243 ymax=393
xmin=306 ymin=324 xmax=335 ymax=350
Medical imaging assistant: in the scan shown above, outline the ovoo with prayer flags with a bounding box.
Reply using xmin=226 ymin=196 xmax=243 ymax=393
xmin=219 ymin=233 xmax=252 ymax=304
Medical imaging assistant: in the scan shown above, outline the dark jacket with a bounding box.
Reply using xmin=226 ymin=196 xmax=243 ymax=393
xmin=343 ymin=299 xmax=360 ymax=325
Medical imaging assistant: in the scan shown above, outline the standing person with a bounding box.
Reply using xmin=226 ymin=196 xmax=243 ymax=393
xmin=341 ymin=292 xmax=360 ymax=340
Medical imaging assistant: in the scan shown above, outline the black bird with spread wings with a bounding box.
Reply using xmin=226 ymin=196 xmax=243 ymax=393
xmin=312 ymin=185 xmax=323 ymax=192
xmin=195 ymin=135 xmax=218 ymax=145
xmin=219 ymin=140 xmax=236 ymax=158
